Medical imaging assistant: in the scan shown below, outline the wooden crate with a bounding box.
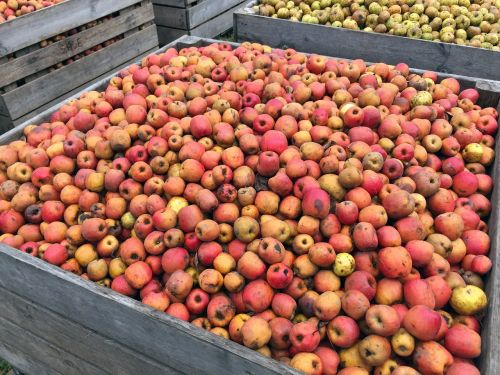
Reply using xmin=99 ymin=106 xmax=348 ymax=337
xmin=0 ymin=0 xmax=159 ymax=131
xmin=234 ymin=1 xmax=500 ymax=82
xmin=153 ymin=0 xmax=246 ymax=45
xmin=0 ymin=35 xmax=499 ymax=375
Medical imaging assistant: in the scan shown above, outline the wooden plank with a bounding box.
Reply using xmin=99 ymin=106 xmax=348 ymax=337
xmin=0 ymin=2 xmax=155 ymax=88
xmin=0 ymin=246 xmax=298 ymax=375
xmin=156 ymin=0 xmax=243 ymax=45
xmin=153 ymin=0 xmax=196 ymax=7
xmin=477 ymin=80 xmax=500 ymax=112
xmin=154 ymin=4 xmax=188 ymax=29
xmin=0 ymin=287 xmax=176 ymax=375
xmin=188 ymin=0 xmax=243 ymax=29
xmin=479 ymin=100 xmax=500 ymax=373
xmin=0 ymin=341 xmax=62 ymax=375
xmin=0 ymin=0 xmax=143 ymax=57
xmin=190 ymin=1 xmax=244 ymax=38
xmin=234 ymin=2 xmax=500 ymax=81
xmin=0 ymin=93 xmax=9 ymax=119
xmin=0 ymin=25 xmax=159 ymax=120
xmin=0 ymin=316 xmax=109 ymax=375
xmin=157 ymin=26 xmax=188 ymax=45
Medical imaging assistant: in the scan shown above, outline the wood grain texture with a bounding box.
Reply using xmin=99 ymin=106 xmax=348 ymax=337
xmin=153 ymin=0 xmax=197 ymax=7
xmin=157 ymin=27 xmax=188 ymax=45
xmin=156 ymin=1 xmax=244 ymax=44
xmin=0 ymin=315 xmax=108 ymax=375
xmin=154 ymin=0 xmax=244 ymax=30
xmin=188 ymin=0 xmax=244 ymax=29
xmin=154 ymin=4 xmax=188 ymax=29
xmin=0 ymin=0 xmax=143 ymax=57
xmin=190 ymin=1 xmax=245 ymax=36
xmin=0 ymin=2 xmax=155 ymax=88
xmin=0 ymin=287 xmax=176 ymax=375
xmin=234 ymin=2 xmax=500 ymax=81
xmin=0 ymin=246 xmax=298 ymax=375
xmin=0 ymin=340 xmax=62 ymax=375
xmin=477 ymin=81 xmax=500 ymax=112
xmin=479 ymin=93 xmax=500 ymax=374
xmin=0 ymin=25 xmax=159 ymax=120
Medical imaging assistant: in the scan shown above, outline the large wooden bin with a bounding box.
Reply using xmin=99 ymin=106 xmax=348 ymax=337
xmin=234 ymin=1 xmax=500 ymax=82
xmin=153 ymin=0 xmax=247 ymax=45
xmin=0 ymin=0 xmax=159 ymax=132
xmin=0 ymin=35 xmax=499 ymax=374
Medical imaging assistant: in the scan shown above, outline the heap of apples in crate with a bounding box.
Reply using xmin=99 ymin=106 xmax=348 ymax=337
xmin=0 ymin=40 xmax=497 ymax=375
xmin=0 ymin=0 xmax=61 ymax=22
xmin=256 ymin=0 xmax=500 ymax=50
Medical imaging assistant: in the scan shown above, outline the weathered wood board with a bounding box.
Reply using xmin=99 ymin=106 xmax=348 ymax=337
xmin=153 ymin=0 xmax=245 ymax=45
xmin=154 ymin=0 xmax=244 ymax=29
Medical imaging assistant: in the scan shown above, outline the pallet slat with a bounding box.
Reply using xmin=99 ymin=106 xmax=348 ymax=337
xmin=153 ymin=0 xmax=197 ymax=6
xmin=0 ymin=315 xmax=108 ymax=375
xmin=0 ymin=341 xmax=63 ymax=375
xmin=156 ymin=1 xmax=245 ymax=45
xmin=480 ymin=136 xmax=500 ymax=374
xmin=154 ymin=0 xmax=245 ymax=29
xmin=154 ymin=4 xmax=187 ymax=29
xmin=190 ymin=1 xmax=243 ymax=37
xmin=0 ymin=287 xmax=177 ymax=375
xmin=156 ymin=27 xmax=187 ymax=45
xmin=188 ymin=0 xmax=245 ymax=29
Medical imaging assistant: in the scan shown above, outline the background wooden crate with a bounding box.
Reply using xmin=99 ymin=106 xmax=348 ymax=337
xmin=0 ymin=0 xmax=159 ymax=132
xmin=153 ymin=0 xmax=246 ymax=45
xmin=0 ymin=35 xmax=498 ymax=375
xmin=234 ymin=1 xmax=500 ymax=82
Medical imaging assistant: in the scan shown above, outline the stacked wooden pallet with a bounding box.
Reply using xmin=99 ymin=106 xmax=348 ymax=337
xmin=0 ymin=0 xmax=159 ymax=131
xmin=153 ymin=0 xmax=246 ymax=45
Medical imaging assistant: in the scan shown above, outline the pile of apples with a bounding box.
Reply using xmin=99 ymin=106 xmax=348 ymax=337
xmin=255 ymin=0 xmax=500 ymax=50
xmin=0 ymin=40 xmax=497 ymax=375
xmin=0 ymin=0 xmax=61 ymax=22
